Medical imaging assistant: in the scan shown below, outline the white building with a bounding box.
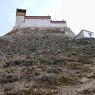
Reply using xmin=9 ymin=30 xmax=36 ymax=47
xmin=13 ymin=9 xmax=67 ymax=30
xmin=75 ymin=29 xmax=94 ymax=39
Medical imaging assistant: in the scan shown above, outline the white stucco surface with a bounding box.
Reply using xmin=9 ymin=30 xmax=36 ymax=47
xmin=20 ymin=19 xmax=67 ymax=28
xmin=15 ymin=16 xmax=25 ymax=26
xmin=15 ymin=15 xmax=67 ymax=29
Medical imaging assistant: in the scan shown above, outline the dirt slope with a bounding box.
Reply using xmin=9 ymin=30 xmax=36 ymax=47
xmin=0 ymin=28 xmax=95 ymax=95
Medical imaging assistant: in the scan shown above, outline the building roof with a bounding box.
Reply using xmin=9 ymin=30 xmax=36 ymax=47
xmin=81 ymin=29 xmax=94 ymax=33
xmin=25 ymin=16 xmax=51 ymax=19
xmin=51 ymin=20 xmax=66 ymax=23
xmin=25 ymin=16 xmax=66 ymax=23
xmin=74 ymin=29 xmax=94 ymax=39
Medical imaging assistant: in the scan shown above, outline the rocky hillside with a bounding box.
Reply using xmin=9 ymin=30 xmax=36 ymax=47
xmin=0 ymin=28 xmax=95 ymax=95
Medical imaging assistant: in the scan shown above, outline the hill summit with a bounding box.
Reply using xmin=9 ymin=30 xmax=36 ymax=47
xmin=0 ymin=27 xmax=95 ymax=95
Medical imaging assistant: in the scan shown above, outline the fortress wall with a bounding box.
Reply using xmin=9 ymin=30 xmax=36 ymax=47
xmin=15 ymin=16 xmax=25 ymax=26
xmin=19 ymin=19 xmax=67 ymax=28
xmin=12 ymin=26 xmax=66 ymax=31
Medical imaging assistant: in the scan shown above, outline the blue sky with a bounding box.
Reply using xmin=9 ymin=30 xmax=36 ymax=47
xmin=0 ymin=0 xmax=95 ymax=36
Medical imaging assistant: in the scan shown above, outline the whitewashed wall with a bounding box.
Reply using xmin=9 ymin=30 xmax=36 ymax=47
xmin=20 ymin=19 xmax=67 ymax=28
xmin=15 ymin=16 xmax=25 ymax=26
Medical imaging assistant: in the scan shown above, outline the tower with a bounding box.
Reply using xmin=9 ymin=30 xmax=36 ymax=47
xmin=15 ymin=9 xmax=26 ymax=26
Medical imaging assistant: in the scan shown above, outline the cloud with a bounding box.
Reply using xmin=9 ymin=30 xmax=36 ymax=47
xmin=51 ymin=0 xmax=95 ymax=34
xmin=0 ymin=0 xmax=95 ymax=36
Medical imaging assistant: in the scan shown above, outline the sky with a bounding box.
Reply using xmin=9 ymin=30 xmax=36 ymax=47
xmin=0 ymin=0 xmax=95 ymax=36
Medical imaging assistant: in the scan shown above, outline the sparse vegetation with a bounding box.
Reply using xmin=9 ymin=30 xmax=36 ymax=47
xmin=0 ymin=28 xmax=95 ymax=94
xmin=80 ymin=88 xmax=95 ymax=95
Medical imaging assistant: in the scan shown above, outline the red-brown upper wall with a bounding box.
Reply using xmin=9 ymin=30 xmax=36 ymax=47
xmin=25 ymin=16 xmax=51 ymax=19
xmin=51 ymin=20 xmax=66 ymax=23
xmin=25 ymin=16 xmax=66 ymax=23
